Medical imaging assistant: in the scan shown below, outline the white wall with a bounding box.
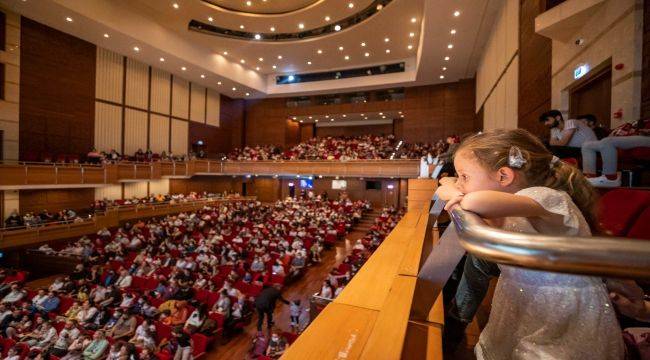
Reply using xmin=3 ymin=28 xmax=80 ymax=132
xmin=475 ymin=0 xmax=519 ymax=130
xmin=550 ymin=0 xmax=642 ymax=128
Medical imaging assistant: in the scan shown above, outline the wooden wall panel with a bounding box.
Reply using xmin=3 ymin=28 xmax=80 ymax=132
xmin=125 ymin=58 xmax=148 ymax=109
xmin=124 ymin=108 xmax=147 ymax=154
xmin=169 ymin=176 xmax=238 ymax=195
xmin=19 ymin=17 xmax=96 ymax=159
xmin=278 ymin=178 xmax=398 ymax=208
xmin=95 ymin=48 xmax=122 ymax=103
xmin=252 ymin=178 xmax=281 ymax=203
xmin=94 ymin=102 xmax=122 ymax=152
xmin=95 ymin=185 xmax=121 ymax=201
xmin=171 ymin=77 xmax=189 ymax=119
xmin=0 ymin=10 xmax=21 ymax=162
xmin=124 ymin=182 xmax=147 ymax=199
xmin=219 ymin=95 xmax=245 ymax=150
xmin=149 ymin=179 xmax=169 ymax=195
xmin=149 ymin=114 xmax=170 ymax=154
xmin=189 ymin=122 xmax=222 ymax=157
xmin=171 ymin=119 xmax=188 ymax=155
xmin=316 ymin=124 xmax=393 ymax=138
xmin=518 ymin=0 xmax=552 ymax=132
xmin=206 ymin=89 xmax=220 ymax=127
xmin=19 ymin=189 xmax=94 ymax=214
xmin=190 ymin=84 xmax=205 ymax=123
xmin=151 ymin=68 xmax=171 ymax=115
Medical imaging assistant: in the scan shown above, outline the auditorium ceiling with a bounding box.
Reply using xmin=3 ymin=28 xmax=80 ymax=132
xmin=2 ymin=0 xmax=501 ymax=99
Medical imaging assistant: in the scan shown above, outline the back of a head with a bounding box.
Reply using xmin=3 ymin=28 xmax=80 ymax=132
xmin=458 ymin=129 xmax=599 ymax=230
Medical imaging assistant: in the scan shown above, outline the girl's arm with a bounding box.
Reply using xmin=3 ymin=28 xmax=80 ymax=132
xmin=455 ymin=191 xmax=562 ymax=223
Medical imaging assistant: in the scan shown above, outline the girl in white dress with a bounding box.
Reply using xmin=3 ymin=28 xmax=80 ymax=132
xmin=436 ymin=129 xmax=624 ymax=359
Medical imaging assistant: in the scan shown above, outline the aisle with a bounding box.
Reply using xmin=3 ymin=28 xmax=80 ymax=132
xmin=207 ymin=230 xmax=366 ymax=360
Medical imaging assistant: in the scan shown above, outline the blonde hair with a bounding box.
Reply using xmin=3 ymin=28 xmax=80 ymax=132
xmin=456 ymin=129 xmax=599 ymax=230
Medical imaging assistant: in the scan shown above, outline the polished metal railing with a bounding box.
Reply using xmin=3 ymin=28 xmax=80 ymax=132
xmin=449 ymin=207 xmax=650 ymax=279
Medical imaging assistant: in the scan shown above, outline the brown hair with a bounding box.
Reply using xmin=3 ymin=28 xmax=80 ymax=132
xmin=456 ymin=129 xmax=599 ymax=230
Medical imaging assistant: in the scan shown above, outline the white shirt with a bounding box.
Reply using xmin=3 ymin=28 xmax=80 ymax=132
xmin=551 ymin=119 xmax=597 ymax=148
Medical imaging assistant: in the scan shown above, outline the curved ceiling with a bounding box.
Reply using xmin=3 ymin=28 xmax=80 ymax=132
xmin=204 ymin=0 xmax=320 ymax=15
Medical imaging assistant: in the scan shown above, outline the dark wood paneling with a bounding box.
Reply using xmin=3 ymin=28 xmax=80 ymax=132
xmin=518 ymin=0 xmax=552 ymax=134
xmin=168 ymin=176 xmax=238 ymax=195
xmin=642 ymin=0 xmax=650 ymax=120
xmin=0 ymin=11 xmax=5 ymax=52
xmin=285 ymin=119 xmax=300 ymax=147
xmin=19 ymin=17 xmax=96 ymax=160
xmin=219 ymin=95 xmax=245 ymax=150
xmin=251 ymin=178 xmax=281 ymax=203
xmin=315 ymin=123 xmax=393 ymax=138
xmin=19 ymin=189 xmax=94 ymax=215
xmin=244 ymin=80 xmax=478 ymax=147
xmin=299 ymin=124 xmax=314 ymax=142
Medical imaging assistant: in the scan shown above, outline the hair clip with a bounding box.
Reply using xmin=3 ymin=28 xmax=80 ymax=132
xmin=508 ymin=146 xmax=527 ymax=169
xmin=550 ymin=155 xmax=560 ymax=169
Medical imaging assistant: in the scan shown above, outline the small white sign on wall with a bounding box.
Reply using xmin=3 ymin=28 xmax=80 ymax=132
xmin=574 ymin=63 xmax=590 ymax=80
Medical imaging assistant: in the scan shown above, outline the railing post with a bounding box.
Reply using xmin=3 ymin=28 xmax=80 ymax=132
xmin=24 ymin=165 xmax=28 ymax=184
xmin=133 ymin=164 xmax=137 ymax=179
xmin=54 ymin=166 xmax=58 ymax=184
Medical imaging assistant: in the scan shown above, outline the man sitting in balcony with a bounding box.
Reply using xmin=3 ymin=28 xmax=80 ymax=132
xmin=4 ymin=210 xmax=23 ymax=229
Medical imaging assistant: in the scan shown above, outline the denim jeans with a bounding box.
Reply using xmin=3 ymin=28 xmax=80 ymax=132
xmin=454 ymin=254 xmax=500 ymax=323
xmin=582 ymin=136 xmax=650 ymax=175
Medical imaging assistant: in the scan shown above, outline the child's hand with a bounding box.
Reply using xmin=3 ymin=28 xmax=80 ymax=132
xmin=444 ymin=195 xmax=464 ymax=212
xmin=435 ymin=184 xmax=463 ymax=201
xmin=438 ymin=177 xmax=457 ymax=187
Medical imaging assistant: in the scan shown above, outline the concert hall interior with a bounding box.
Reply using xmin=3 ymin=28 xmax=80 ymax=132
xmin=0 ymin=0 xmax=647 ymax=359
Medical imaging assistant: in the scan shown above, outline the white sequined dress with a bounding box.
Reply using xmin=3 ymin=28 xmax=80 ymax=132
xmin=475 ymin=187 xmax=624 ymax=360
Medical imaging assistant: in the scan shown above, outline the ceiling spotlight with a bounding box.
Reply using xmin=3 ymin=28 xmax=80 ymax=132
xmin=348 ymin=2 xmax=354 ymax=8
xmin=208 ymin=17 xmax=213 ymax=22
xmin=444 ymin=56 xmax=450 ymax=61
xmin=272 ymin=65 xmax=277 ymax=69
xmin=246 ymin=0 xmax=252 ymax=5
xmin=217 ymin=81 xmax=222 ymax=85
xmin=245 ymin=92 xmax=250 ymax=96
xmin=407 ymin=45 xmax=413 ymax=50
xmin=315 ymin=119 xmax=319 ymax=122
xmin=299 ymin=120 xmax=303 ymax=123
xmin=103 ymin=33 xmax=110 ymax=38
xmin=379 ymin=112 xmax=383 ymax=115
xmin=447 ymin=44 xmax=454 ymax=49
xmin=361 ymin=42 xmax=366 ymax=47
xmin=159 ymin=57 xmax=165 ymax=62
xmin=364 ymin=52 xmax=370 ymax=57
xmin=288 ymin=75 xmax=295 ymax=81
xmin=239 ymin=25 xmax=245 ymax=29
xmin=254 ymin=34 xmax=261 ymax=40
xmin=65 ymin=16 xmax=73 ymax=22
xmin=298 ymin=23 xmax=305 ymax=29
xmin=317 ymin=49 xmax=323 ymax=54
xmin=338 ymin=46 xmax=344 ymax=51
xmin=181 ymin=66 xmax=186 ymax=71
xmin=450 ymin=29 xmax=457 ymax=34
xmin=342 ymin=114 xmax=347 ymax=117
xmin=325 ymin=115 xmax=330 ymax=118
xmin=277 ymin=55 xmax=283 ymax=59
xmin=241 ymin=59 xmax=246 ymax=64
xmin=324 ymin=16 xmax=331 ymax=21
xmin=200 ymin=74 xmax=206 ymax=78
xmin=330 ymin=119 xmax=334 ymax=122
xmin=258 ymin=57 xmax=264 ymax=62
xmin=344 ymin=55 xmax=350 ymax=60
xmin=411 ymin=17 xmax=417 ymax=23
xmin=172 ymin=3 xmax=179 ymax=9
xmin=409 ymin=32 xmax=415 ymax=37
xmin=442 ymin=67 xmax=447 ymax=71
xmin=376 ymin=4 xmax=383 ymax=10
xmin=453 ymin=10 xmax=461 ymax=17
xmin=307 ymin=61 xmax=312 ymax=65
xmin=255 ymin=67 xmax=260 ymax=71
xmin=309 ymin=116 xmax=313 ymax=119
xmin=223 ymin=51 xmax=228 ymax=55
xmin=334 ymin=24 xmax=341 ymax=31
xmin=385 ymin=49 xmax=391 ymax=53
xmin=232 ymin=87 xmax=237 ymax=91
xmin=133 ymin=46 xmax=140 ymax=52
xmin=270 ymin=26 xmax=276 ymax=32
xmin=382 ymin=116 xmax=386 ymax=119
xmin=439 ymin=75 xmax=445 ymax=79
xmin=384 ymin=37 xmax=390 ymax=42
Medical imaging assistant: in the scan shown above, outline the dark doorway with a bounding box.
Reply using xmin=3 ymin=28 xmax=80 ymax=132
xmin=0 ymin=130 xmax=3 ymax=160
xmin=242 ymin=182 xmax=247 ymax=197
xmin=569 ymin=66 xmax=612 ymax=128
xmin=289 ymin=184 xmax=295 ymax=198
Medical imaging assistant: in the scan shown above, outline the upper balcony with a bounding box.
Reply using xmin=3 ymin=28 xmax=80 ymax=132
xmin=0 ymin=159 xmax=420 ymax=189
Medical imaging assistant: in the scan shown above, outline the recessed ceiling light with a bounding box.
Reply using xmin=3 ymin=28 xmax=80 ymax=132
xmin=254 ymin=34 xmax=261 ymax=40
xmin=325 ymin=115 xmax=330 ymax=118
xmin=307 ymin=61 xmax=312 ymax=65
xmin=208 ymin=17 xmax=213 ymax=22
xmin=447 ymin=44 xmax=454 ymax=49
xmin=382 ymin=115 xmax=386 ymax=119
xmin=159 ymin=57 xmax=165 ymax=62
xmin=442 ymin=67 xmax=447 ymax=71
xmin=411 ymin=17 xmax=417 ymax=23
xmin=240 ymin=59 xmax=245 ymax=64
xmin=258 ymin=57 xmax=264 ymax=62
xmin=181 ymin=66 xmax=186 ymax=71
xmin=379 ymin=112 xmax=383 ymax=115
xmin=298 ymin=23 xmax=305 ymax=29
xmin=344 ymin=55 xmax=350 ymax=60
xmin=450 ymin=29 xmax=457 ymax=35
xmin=385 ymin=49 xmax=391 ymax=53
xmin=360 ymin=114 xmax=364 ymax=116
xmin=407 ymin=45 xmax=413 ymax=50
xmin=377 ymin=4 xmax=383 ymax=10
xmin=239 ymin=25 xmax=245 ymax=29
xmin=246 ymin=1 xmax=252 ymax=5
xmin=361 ymin=42 xmax=366 ymax=47
xmin=256 ymin=67 xmax=260 ymax=71
xmin=384 ymin=37 xmax=390 ymax=42
xmin=364 ymin=52 xmax=370 ymax=57
xmin=217 ymin=81 xmax=222 ymax=85
xmin=245 ymin=92 xmax=250 ymax=96
xmin=309 ymin=116 xmax=313 ymax=119
xmin=272 ymin=65 xmax=277 ymax=69
xmin=440 ymin=75 xmax=445 ymax=79
xmin=277 ymin=55 xmax=283 ymax=59
xmin=232 ymin=87 xmax=237 ymax=91
xmin=342 ymin=114 xmax=347 ymax=117
xmin=334 ymin=25 xmax=341 ymax=31
xmin=299 ymin=120 xmax=303 ymax=123
xmin=324 ymin=16 xmax=330 ymax=21
xmin=270 ymin=26 xmax=276 ymax=32
xmin=200 ymin=74 xmax=206 ymax=78
xmin=317 ymin=49 xmax=323 ymax=54
xmin=398 ymin=111 xmax=402 ymax=114
xmin=172 ymin=3 xmax=179 ymax=9
xmin=444 ymin=56 xmax=450 ymax=61
xmin=409 ymin=32 xmax=415 ymax=37
xmin=348 ymin=2 xmax=354 ymax=8
xmin=65 ymin=16 xmax=73 ymax=22
xmin=223 ymin=51 xmax=228 ymax=55
xmin=364 ymin=117 xmax=368 ymax=119
xmin=103 ymin=33 xmax=110 ymax=38
xmin=133 ymin=46 xmax=140 ymax=52
xmin=453 ymin=10 xmax=461 ymax=17
xmin=315 ymin=119 xmax=319 ymax=122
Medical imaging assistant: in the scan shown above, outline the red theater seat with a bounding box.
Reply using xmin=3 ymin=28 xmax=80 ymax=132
xmin=598 ymin=189 xmax=650 ymax=236
xmin=625 ymin=206 xmax=650 ymax=240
